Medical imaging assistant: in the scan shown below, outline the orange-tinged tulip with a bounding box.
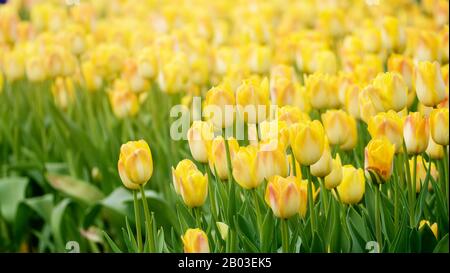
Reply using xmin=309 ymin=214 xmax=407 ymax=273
xmin=419 ymin=220 xmax=438 ymax=239
xmin=337 ymin=165 xmax=365 ymax=205
xmin=255 ymin=142 xmax=289 ymax=183
xmin=414 ymin=61 xmax=446 ymax=107
xmin=291 ymin=120 xmax=325 ymax=166
xmin=51 ymin=77 xmax=75 ymax=111
xmin=182 ymin=228 xmax=210 ymax=253
xmin=358 ymin=85 xmax=385 ymax=123
xmin=321 ymin=110 xmax=351 ymax=146
xmin=277 ymin=105 xmax=310 ymax=126
xmin=324 ymin=154 xmax=343 ymax=190
xmin=208 ymin=136 xmax=239 ymax=180
xmin=118 ymin=140 xmax=153 ymax=189
xmin=172 ymin=159 xmax=198 ymax=195
xmin=187 ymin=121 xmax=214 ymax=163
xmin=109 ymin=89 xmax=139 ymax=119
xmin=368 ymin=111 xmax=404 ymax=153
xmin=403 ymin=112 xmax=430 ymax=155
xmin=305 ymin=73 xmax=339 ymax=110
xmin=429 ymin=108 xmax=449 ymax=146
xmin=365 ymin=137 xmax=395 ymax=182
xmin=265 ymin=175 xmax=301 ymax=219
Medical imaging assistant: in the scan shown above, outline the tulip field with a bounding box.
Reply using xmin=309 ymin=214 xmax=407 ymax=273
xmin=0 ymin=0 xmax=449 ymax=254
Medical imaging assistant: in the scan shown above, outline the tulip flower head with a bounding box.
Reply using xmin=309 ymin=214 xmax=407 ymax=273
xmin=403 ymin=112 xmax=430 ymax=155
xmin=118 ymin=140 xmax=153 ymax=190
xmin=182 ymin=228 xmax=210 ymax=253
xmin=337 ymin=165 xmax=365 ymax=205
xmin=265 ymin=175 xmax=301 ymax=219
xmin=365 ymin=137 xmax=395 ymax=183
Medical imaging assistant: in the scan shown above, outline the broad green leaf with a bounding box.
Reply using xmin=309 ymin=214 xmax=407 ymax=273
xmin=433 ymin=234 xmax=449 ymax=253
xmin=46 ymin=173 xmax=104 ymax=205
xmin=0 ymin=177 xmax=29 ymax=222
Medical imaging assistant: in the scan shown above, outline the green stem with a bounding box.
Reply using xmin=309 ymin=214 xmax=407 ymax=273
xmin=252 ymin=189 xmax=262 ymax=248
xmin=139 ymin=185 xmax=155 ymax=252
xmin=411 ymin=155 xmax=417 ymax=226
xmin=402 ymin=141 xmax=414 ymax=227
xmin=305 ymin=166 xmax=315 ymax=232
xmin=280 ymin=219 xmax=289 ymax=253
xmin=443 ymin=146 xmax=449 ymax=210
xmin=319 ymin=178 xmax=328 ymax=215
xmin=193 ymin=207 xmax=202 ymax=228
xmin=133 ymin=190 xmax=143 ymax=252
xmin=393 ymin=156 xmax=400 ymax=232
xmin=374 ymin=184 xmax=383 ymax=252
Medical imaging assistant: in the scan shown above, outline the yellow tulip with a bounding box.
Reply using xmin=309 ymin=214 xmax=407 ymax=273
xmin=118 ymin=140 xmax=153 ymax=189
xmin=182 ymin=228 xmax=210 ymax=253
xmin=403 ymin=112 xmax=430 ymax=155
xmin=358 ymin=85 xmax=385 ymax=123
xmin=365 ymin=137 xmax=395 ymax=182
xmin=26 ymin=56 xmax=47 ymax=82
xmin=248 ymin=44 xmax=271 ymax=74
xmin=259 ymin=119 xmax=290 ymax=148
xmin=204 ymin=83 xmax=236 ymax=128
xmin=172 ymin=159 xmax=198 ymax=195
xmin=277 ymin=105 xmax=310 ymax=126
xmin=305 ymin=73 xmax=339 ymax=110
xmin=344 ymin=83 xmax=361 ymax=119
xmin=82 ymin=60 xmax=103 ymax=93
xmin=372 ymin=72 xmax=408 ymax=112
xmin=387 ymin=54 xmax=416 ymax=108
xmin=339 ymin=114 xmax=358 ymax=151
xmin=414 ymin=61 xmax=446 ymax=107
xmin=187 ymin=121 xmax=214 ymax=163
xmin=337 ymin=165 xmax=365 ymax=205
xmin=269 ymin=65 xmax=297 ymax=106
xmin=291 ymin=120 xmax=325 ymax=166
xmin=368 ymin=110 xmax=404 ymax=153
xmin=51 ymin=77 xmax=75 ymax=111
xmin=108 ymin=88 xmax=139 ymax=119
xmin=312 ymin=50 xmax=337 ymax=75
xmin=208 ymin=136 xmax=239 ymax=180
xmin=137 ymin=47 xmax=158 ymax=79
xmin=324 ymin=154 xmax=343 ymax=190
xmin=409 ymin=31 xmax=440 ymax=63
xmin=419 ymin=220 xmax=438 ymax=239
xmin=3 ymin=49 xmax=25 ymax=82
xmin=429 ymin=108 xmax=449 ymax=146
xmin=298 ymin=179 xmax=316 ymax=218
xmin=179 ymin=168 xmax=208 ymax=208
xmin=410 ymin=156 xmax=439 ymax=193
xmin=426 ymin=135 xmax=444 ymax=160
xmin=255 ymin=142 xmax=289 ymax=183
xmin=321 ymin=110 xmax=351 ymax=146
xmin=381 ymin=16 xmax=406 ymax=52
xmin=265 ymin=175 xmax=301 ymax=219
xmin=236 ymin=76 xmax=270 ymax=124
xmin=232 ymin=145 xmax=262 ymax=190
xmin=311 ymin=140 xmax=333 ymax=178
xmin=157 ymin=57 xmax=187 ymax=94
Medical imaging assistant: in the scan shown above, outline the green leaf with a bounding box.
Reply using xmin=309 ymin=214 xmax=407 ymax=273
xmin=50 ymin=198 xmax=72 ymax=251
xmin=433 ymin=234 xmax=449 ymax=253
xmin=102 ymin=231 xmax=123 ymax=253
xmin=23 ymin=194 xmax=54 ymax=223
xmin=46 ymin=173 xmax=104 ymax=205
xmin=0 ymin=177 xmax=29 ymax=222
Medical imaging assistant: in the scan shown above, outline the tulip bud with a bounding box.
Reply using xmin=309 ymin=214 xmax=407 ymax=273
xmin=179 ymin=169 xmax=208 ymax=208
xmin=321 ymin=110 xmax=351 ymax=146
xmin=337 ymin=165 xmax=365 ymax=205
xmin=403 ymin=112 xmax=430 ymax=155
xmin=232 ymin=145 xmax=260 ymax=189
xmin=265 ymin=175 xmax=301 ymax=219
xmin=429 ymin=108 xmax=449 ymax=146
xmin=387 ymin=54 xmax=416 ymax=108
xmin=216 ymin=222 xmax=229 ymax=240
xmin=365 ymin=137 xmax=395 ymax=183
xmin=419 ymin=220 xmax=438 ymax=239
xmin=311 ymin=140 xmax=333 ymax=178
xmin=426 ymin=134 xmax=444 ymax=160
xmin=291 ymin=120 xmax=325 ymax=166
xmin=204 ymin=83 xmax=236 ymax=128
xmin=208 ymin=136 xmax=239 ymax=180
xmin=410 ymin=156 xmax=439 ymax=193
xmin=182 ymin=228 xmax=210 ymax=253
xmin=187 ymin=121 xmax=214 ymax=163
xmin=414 ymin=61 xmax=446 ymax=107
xmin=368 ymin=110 xmax=404 ymax=153
xmin=172 ymin=159 xmax=198 ymax=195
xmin=340 ymin=114 xmax=358 ymax=151
xmin=372 ymin=72 xmax=408 ymax=112
xmin=118 ymin=140 xmax=153 ymax=189
xmin=324 ymin=154 xmax=343 ymax=189
xmin=236 ymin=76 xmax=270 ymax=124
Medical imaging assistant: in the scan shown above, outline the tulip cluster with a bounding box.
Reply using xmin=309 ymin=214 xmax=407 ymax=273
xmin=0 ymin=0 xmax=448 ymax=253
